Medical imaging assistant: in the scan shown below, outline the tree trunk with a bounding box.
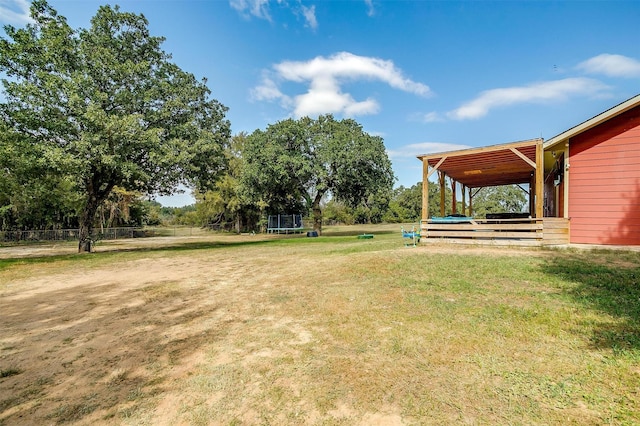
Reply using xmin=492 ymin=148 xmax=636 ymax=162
xmin=78 ymin=178 xmax=115 ymax=253
xmin=78 ymin=195 xmax=100 ymax=253
xmin=312 ymin=192 xmax=324 ymax=235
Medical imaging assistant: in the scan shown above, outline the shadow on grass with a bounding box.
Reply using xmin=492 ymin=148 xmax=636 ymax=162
xmin=0 ymin=238 xmax=287 ymax=270
xmin=0 ymin=230 xmax=395 ymax=270
xmin=542 ymin=251 xmax=640 ymax=353
xmin=321 ymin=229 xmax=395 ymax=237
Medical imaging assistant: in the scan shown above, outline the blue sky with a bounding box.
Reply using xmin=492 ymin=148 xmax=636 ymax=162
xmin=2 ymin=0 xmax=639 ymax=207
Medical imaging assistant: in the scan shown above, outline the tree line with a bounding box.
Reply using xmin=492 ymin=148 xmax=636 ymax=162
xmin=0 ymin=1 xmax=525 ymax=251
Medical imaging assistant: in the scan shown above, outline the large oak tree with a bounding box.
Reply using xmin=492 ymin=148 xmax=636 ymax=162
xmin=0 ymin=1 xmax=229 ymax=251
xmin=0 ymin=123 xmax=82 ymax=231
xmin=242 ymin=115 xmax=395 ymax=234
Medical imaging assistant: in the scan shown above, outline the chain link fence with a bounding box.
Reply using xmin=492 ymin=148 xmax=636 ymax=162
xmin=0 ymin=227 xmax=202 ymax=243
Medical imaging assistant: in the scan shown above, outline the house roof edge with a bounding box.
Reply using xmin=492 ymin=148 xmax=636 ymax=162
xmin=544 ymin=93 xmax=640 ymax=150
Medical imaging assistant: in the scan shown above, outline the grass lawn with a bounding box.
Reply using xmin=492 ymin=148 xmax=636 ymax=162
xmin=1 ymin=224 xmax=639 ymax=425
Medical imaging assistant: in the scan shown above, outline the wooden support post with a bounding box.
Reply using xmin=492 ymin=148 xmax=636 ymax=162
xmin=439 ymin=171 xmax=445 ymax=217
xmin=422 ymin=159 xmax=429 ymax=221
xmin=529 ymin=175 xmax=535 ymax=217
xmin=423 ymin=156 xmax=448 ymax=221
xmin=461 ymin=185 xmax=466 ymax=216
xmin=450 ymin=177 xmax=457 ymax=215
xmin=469 ymin=189 xmax=474 ymax=217
xmin=535 ymin=141 xmax=544 ymax=218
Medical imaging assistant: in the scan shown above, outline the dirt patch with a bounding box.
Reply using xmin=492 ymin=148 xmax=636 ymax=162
xmin=1 ymin=234 xmax=367 ymax=424
xmin=1 ymin=232 xmax=630 ymax=424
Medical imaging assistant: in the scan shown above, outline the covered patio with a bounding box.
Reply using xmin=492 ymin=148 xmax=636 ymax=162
xmin=417 ymin=138 xmax=569 ymax=246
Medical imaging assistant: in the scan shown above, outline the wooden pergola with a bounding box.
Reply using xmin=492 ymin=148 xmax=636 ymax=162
xmin=417 ymin=138 xmax=544 ymax=220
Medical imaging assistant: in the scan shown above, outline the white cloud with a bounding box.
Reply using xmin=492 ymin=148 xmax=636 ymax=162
xmin=0 ymin=0 xmax=33 ymax=26
xmin=364 ymin=0 xmax=375 ymax=17
xmin=577 ymin=54 xmax=640 ymax=78
xmin=229 ymin=0 xmax=272 ymax=21
xmin=294 ymin=88 xmax=380 ymax=117
xmin=275 ymin=52 xmax=431 ymax=96
xmin=448 ymin=77 xmax=610 ymax=120
xmin=300 ymin=5 xmax=317 ymax=30
xmin=230 ymin=0 xmax=319 ymax=29
xmin=251 ymin=76 xmax=283 ymax=101
xmin=250 ymin=73 xmax=294 ymax=110
xmin=388 ymin=142 xmax=473 ymax=159
xmin=422 ymin=112 xmax=444 ymax=123
xmin=254 ymin=51 xmax=431 ymax=118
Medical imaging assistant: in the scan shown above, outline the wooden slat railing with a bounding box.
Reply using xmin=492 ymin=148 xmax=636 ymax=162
xmin=420 ymin=218 xmax=569 ymax=246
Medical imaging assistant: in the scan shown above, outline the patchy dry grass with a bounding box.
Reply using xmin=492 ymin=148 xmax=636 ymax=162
xmin=1 ymin=225 xmax=639 ymax=425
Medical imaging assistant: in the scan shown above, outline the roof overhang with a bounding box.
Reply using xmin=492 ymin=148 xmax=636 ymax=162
xmin=544 ymin=93 xmax=640 ymax=150
xmin=417 ymin=138 xmax=542 ymax=189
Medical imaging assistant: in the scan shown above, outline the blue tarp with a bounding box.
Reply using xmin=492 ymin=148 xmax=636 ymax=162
xmin=430 ymin=216 xmax=474 ymax=223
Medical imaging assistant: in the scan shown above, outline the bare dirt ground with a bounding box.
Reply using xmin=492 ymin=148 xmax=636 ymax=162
xmin=1 ymin=233 xmax=416 ymax=424
xmin=2 ymin=232 xmax=635 ymax=425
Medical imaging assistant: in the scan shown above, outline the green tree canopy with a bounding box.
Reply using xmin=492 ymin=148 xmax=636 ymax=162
xmin=472 ymin=185 xmax=528 ymax=218
xmin=0 ymin=124 xmax=82 ymax=230
xmin=195 ymin=133 xmax=260 ymax=232
xmin=0 ymin=1 xmax=229 ymax=251
xmin=242 ymin=115 xmax=395 ymax=233
xmin=383 ymin=181 xmax=453 ymax=223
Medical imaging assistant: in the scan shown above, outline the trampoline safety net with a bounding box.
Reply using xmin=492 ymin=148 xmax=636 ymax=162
xmin=267 ymin=214 xmax=303 ymax=234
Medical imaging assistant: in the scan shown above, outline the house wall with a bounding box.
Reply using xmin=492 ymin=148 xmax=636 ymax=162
xmin=543 ymin=154 xmax=565 ymax=218
xmin=568 ymin=105 xmax=640 ymax=245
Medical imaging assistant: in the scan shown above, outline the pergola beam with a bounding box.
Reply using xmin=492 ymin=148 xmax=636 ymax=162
xmin=419 ymin=138 xmax=541 ymax=161
xmin=427 ymin=156 xmax=447 ymax=178
xmin=417 ymin=138 xmax=545 ymax=220
xmin=418 ymin=138 xmax=542 ymax=190
xmin=510 ymin=147 xmax=537 ymax=169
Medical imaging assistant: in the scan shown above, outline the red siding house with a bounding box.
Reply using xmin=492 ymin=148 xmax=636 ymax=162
xmin=417 ymin=94 xmax=640 ymax=246
xmin=544 ymin=94 xmax=640 ymax=245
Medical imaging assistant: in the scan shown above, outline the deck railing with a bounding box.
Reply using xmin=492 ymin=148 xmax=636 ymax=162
xmin=420 ymin=217 xmax=569 ymax=246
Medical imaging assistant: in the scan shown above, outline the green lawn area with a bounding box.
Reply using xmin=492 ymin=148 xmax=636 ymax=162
xmin=1 ymin=225 xmax=639 ymax=425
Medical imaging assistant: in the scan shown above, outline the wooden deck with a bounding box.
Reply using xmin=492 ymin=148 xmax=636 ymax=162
xmin=420 ymin=217 xmax=569 ymax=246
